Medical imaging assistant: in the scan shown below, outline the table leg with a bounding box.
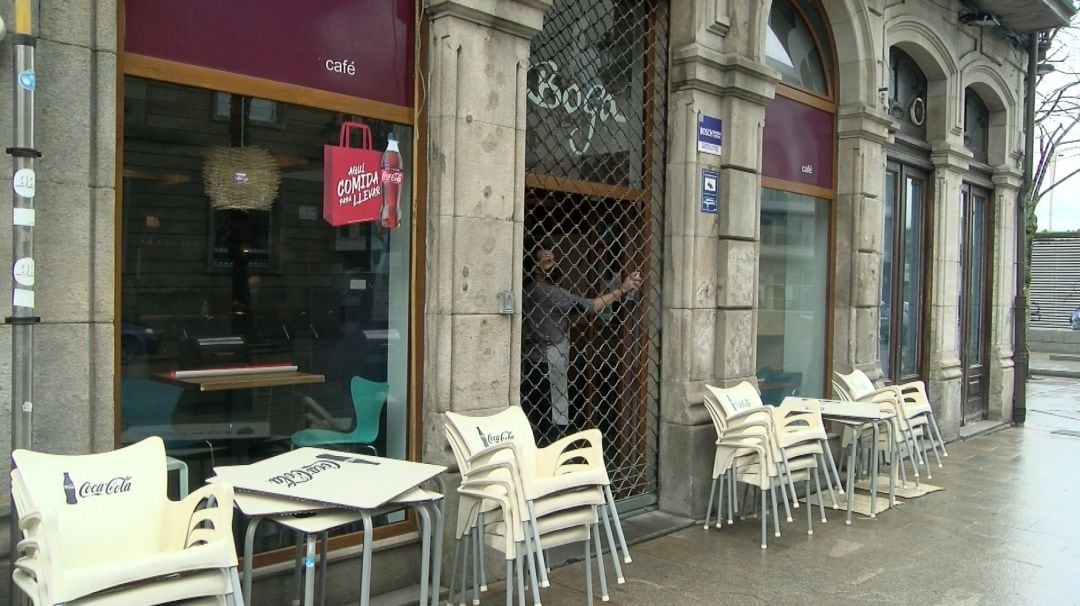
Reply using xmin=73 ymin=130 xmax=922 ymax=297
xmin=870 ymin=422 xmax=880 ymax=518
xmin=416 ymin=505 xmax=432 ymax=606
xmin=888 ymin=419 xmax=898 ymax=508
xmin=319 ymin=531 xmax=328 ymax=606
xmin=360 ymin=513 xmax=374 ymax=606
xmin=242 ymin=515 xmax=263 ymax=606
xmin=430 ymin=501 xmax=444 ymax=606
xmin=304 ymin=534 xmax=316 ymax=606
xmin=846 ymin=426 xmax=859 ymax=526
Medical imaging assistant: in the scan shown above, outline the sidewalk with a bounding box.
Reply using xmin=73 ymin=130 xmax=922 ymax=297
xmin=474 ymin=380 xmax=1080 ymax=606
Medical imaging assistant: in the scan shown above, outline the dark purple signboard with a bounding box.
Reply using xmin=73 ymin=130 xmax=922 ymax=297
xmin=125 ymin=0 xmax=415 ymax=109
xmin=762 ymin=95 xmax=835 ymax=191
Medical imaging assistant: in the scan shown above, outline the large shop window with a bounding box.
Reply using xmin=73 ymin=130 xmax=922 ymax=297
xmin=119 ymin=77 xmax=413 ymax=551
xmin=757 ymin=190 xmax=830 ymax=405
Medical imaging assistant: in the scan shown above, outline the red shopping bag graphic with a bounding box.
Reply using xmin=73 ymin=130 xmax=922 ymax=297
xmin=323 ymin=122 xmax=383 ymax=226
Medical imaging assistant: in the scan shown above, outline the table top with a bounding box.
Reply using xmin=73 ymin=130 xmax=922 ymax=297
xmin=783 ymin=397 xmax=896 ymax=421
xmin=213 ymin=449 xmax=447 ymax=511
xmin=154 ymin=370 xmax=325 ymax=392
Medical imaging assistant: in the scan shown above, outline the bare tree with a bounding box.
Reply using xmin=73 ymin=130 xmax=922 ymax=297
xmin=1031 ymin=25 xmax=1080 ymax=227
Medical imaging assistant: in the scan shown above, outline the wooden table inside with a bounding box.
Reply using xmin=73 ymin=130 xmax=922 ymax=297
xmin=154 ymin=371 xmax=325 ymax=392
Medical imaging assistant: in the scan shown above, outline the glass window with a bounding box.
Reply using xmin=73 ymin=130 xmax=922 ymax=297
xmin=766 ymin=0 xmax=830 ymax=95
xmin=880 ymin=169 xmax=897 ymax=377
xmin=888 ymin=48 xmax=928 ymax=140
xmin=120 ymin=77 xmax=413 ymax=553
xmin=880 ymin=163 xmax=927 ymax=383
xmin=756 ymin=189 xmax=829 ymax=405
xmin=964 ymin=89 xmax=990 ymax=164
xmin=900 ymin=175 xmax=925 ymax=376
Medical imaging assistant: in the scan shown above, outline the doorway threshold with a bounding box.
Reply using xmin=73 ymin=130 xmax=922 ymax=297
xmin=959 ymin=419 xmax=1008 ymax=440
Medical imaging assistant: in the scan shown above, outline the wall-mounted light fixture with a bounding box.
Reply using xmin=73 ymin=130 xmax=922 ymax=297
xmin=1037 ymin=62 xmax=1057 ymax=76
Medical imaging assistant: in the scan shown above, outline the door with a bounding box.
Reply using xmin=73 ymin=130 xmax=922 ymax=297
xmin=959 ymin=183 xmax=991 ymax=423
xmin=880 ymin=163 xmax=928 ymax=384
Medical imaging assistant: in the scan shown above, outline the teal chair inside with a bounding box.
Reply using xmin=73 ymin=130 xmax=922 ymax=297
xmin=291 ymin=376 xmax=388 ymax=455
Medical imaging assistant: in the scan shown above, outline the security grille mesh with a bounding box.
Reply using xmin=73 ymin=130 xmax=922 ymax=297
xmin=521 ymin=0 xmax=668 ymax=501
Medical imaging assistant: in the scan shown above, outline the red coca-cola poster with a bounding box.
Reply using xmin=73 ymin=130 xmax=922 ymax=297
xmin=323 ymin=122 xmax=404 ymax=227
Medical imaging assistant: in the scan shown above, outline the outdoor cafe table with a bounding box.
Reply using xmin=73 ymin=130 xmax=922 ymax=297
xmin=213 ymin=449 xmax=446 ymax=606
xmin=782 ymin=397 xmax=899 ymax=525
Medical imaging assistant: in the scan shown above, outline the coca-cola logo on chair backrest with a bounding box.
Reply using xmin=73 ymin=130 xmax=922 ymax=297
xmin=63 ymin=472 xmax=134 ymax=505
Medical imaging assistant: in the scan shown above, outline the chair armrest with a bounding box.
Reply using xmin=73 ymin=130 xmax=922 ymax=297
xmin=162 ymin=482 xmax=237 ymax=557
xmin=536 ymin=428 xmax=605 ymax=477
xmin=727 ymin=407 xmax=774 ymax=423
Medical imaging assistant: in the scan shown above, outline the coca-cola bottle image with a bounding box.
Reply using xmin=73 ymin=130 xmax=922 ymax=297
xmin=380 ymin=133 xmax=403 ymax=229
xmin=63 ymin=472 xmax=77 ymax=505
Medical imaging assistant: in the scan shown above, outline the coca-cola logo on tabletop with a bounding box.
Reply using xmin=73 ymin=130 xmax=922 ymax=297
xmin=78 ymin=476 xmax=134 ymax=499
xmin=268 ymin=459 xmax=341 ymax=489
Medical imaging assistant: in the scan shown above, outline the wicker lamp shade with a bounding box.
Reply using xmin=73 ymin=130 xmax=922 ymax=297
xmin=203 ymin=146 xmax=281 ymax=211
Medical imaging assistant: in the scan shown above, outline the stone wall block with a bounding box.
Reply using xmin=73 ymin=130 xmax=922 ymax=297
xmin=858 ymin=195 xmax=883 ymax=253
xmin=663 ymin=235 xmax=692 ymax=310
xmin=33 ymin=323 xmax=93 ymax=453
xmin=451 ymin=217 xmax=515 ymax=314
xmin=691 ymin=235 xmax=719 ymax=310
xmin=34 ymin=182 xmax=92 ymax=323
xmin=854 ymin=305 xmax=878 ymax=365
xmin=665 ymin=159 xmax=707 ymax=239
xmin=723 ymin=97 xmax=765 ymax=173
xmin=657 ymin=420 xmax=715 ymax=517
xmin=89 ymin=321 xmax=115 ymax=451
xmin=439 ymin=117 xmax=518 ymax=221
xmin=661 ymin=308 xmax=692 ymax=384
xmin=716 ymin=238 xmax=756 ymax=308
xmin=449 ymin=314 xmax=512 ymax=411
xmin=36 ymin=40 xmax=92 ymax=187
xmin=715 ymin=308 xmax=754 ymax=378
xmin=854 ymin=251 xmax=880 ymax=308
xmin=689 ymin=308 xmax=717 ymax=381
xmin=426 ymin=312 xmax=455 ymax=413
xmin=92 ymin=51 xmax=117 ymax=190
xmin=717 ymin=168 xmax=760 ymax=240
xmin=91 ymin=188 xmax=116 ymax=323
xmin=40 ymin=1 xmax=94 ymax=48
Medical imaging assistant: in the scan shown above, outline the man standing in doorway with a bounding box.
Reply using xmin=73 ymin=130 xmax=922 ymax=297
xmin=522 ymin=246 xmax=641 ymax=443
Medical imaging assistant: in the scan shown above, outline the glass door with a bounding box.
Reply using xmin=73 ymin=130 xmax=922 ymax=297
xmin=959 ymin=183 xmax=991 ymax=423
xmin=880 ymin=163 xmax=928 ymax=383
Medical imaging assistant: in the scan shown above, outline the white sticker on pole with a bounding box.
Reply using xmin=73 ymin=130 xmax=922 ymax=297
xmin=13 ymin=169 xmax=36 ymax=198
xmin=13 ymin=208 xmax=36 ymax=226
xmin=14 ymin=257 xmax=35 ymax=286
xmin=13 ymin=288 xmax=34 ymax=308
xmin=21 ymin=402 xmax=33 ymax=413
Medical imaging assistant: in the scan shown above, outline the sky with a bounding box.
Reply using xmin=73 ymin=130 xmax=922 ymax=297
xmin=1034 ymin=26 xmax=1080 ymax=232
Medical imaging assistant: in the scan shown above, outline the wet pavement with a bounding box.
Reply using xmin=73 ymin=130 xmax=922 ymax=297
xmin=477 ymin=378 xmax=1080 ymax=606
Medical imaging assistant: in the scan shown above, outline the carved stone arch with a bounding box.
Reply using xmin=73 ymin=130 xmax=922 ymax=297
xmin=887 ymin=17 xmax=961 ymax=143
xmin=818 ymin=0 xmax=879 ymax=106
xmin=963 ymin=63 xmax=1018 ymax=168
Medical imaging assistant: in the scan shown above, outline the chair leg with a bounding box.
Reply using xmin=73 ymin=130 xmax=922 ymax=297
xmin=585 ymin=532 xmax=594 ymax=606
xmin=477 ymin=512 xmax=487 ymax=592
xmin=918 ymin=432 xmax=932 ymax=480
xmin=592 ymin=521 xmax=609 ymax=601
xmin=816 ymin=442 xmax=839 ymax=508
xmin=814 ymin=456 xmax=827 ymax=523
xmin=603 ymin=485 xmax=633 ymax=564
xmin=431 ymin=505 xmax=445 ymax=606
xmin=779 ymin=450 xmax=799 ymax=510
xmin=527 ymin=501 xmax=551 ymax=588
xmin=926 ymin=423 xmax=944 ymax=469
xmin=822 ymin=438 xmax=844 ymax=496
xmin=727 ymin=473 xmax=736 ymax=524
xmin=228 ymin=567 xmax=245 ymax=606
xmin=599 ymin=502 xmax=625 ymax=583
xmin=505 ymin=559 xmax=514 ymax=606
xmin=459 ymin=533 xmax=471 ymax=606
xmin=417 ymin=507 xmax=432 ymax=606
xmin=523 ymin=535 xmax=542 ymax=606
xmin=448 ymin=537 xmax=462 ymax=606
xmin=515 ymin=551 xmax=527 ymax=606
xmin=705 ymin=476 xmax=717 ymax=530
xmin=472 ymin=524 xmax=481 ymax=605
xmin=806 ymin=477 xmax=813 ymax=536
xmin=769 ymin=485 xmax=781 ymax=538
xmin=293 ymin=532 xmax=304 ymax=605
xmin=776 ymin=465 xmax=794 ymax=523
xmin=928 ymin=412 xmax=949 ymax=457
xmin=715 ymin=471 xmax=726 ymax=529
xmin=760 ymin=486 xmax=768 ymax=549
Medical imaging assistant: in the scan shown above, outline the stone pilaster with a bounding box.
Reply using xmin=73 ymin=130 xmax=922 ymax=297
xmin=659 ymin=2 xmax=778 ymax=517
xmin=422 ymin=0 xmax=551 ymax=464
xmin=988 ymin=170 xmax=1023 ymax=423
xmin=833 ymin=105 xmax=893 ymax=382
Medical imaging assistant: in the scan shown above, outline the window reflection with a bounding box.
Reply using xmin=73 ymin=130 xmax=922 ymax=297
xmin=120 ymin=77 xmax=413 ymax=553
xmin=766 ymin=0 xmax=830 ymax=95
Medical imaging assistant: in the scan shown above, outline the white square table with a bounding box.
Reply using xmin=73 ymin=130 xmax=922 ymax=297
xmin=782 ymin=397 xmax=898 ymax=525
xmin=213 ymin=449 xmax=446 ymax=606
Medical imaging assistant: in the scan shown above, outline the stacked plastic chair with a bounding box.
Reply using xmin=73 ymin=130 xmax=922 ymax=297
xmin=10 ymin=436 xmax=244 ymax=606
xmin=833 ymin=369 xmax=945 ymax=485
xmin=444 ymin=407 xmax=628 ymax=604
xmin=702 ymin=382 xmax=837 ymax=548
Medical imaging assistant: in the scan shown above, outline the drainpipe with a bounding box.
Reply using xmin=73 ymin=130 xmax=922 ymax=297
xmin=7 ymin=0 xmax=39 ymax=601
xmin=1013 ymin=32 xmax=1038 ymax=425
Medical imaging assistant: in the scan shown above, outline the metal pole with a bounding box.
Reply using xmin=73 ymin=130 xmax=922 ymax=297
xmin=1013 ymin=32 xmax=1038 ymax=425
xmin=7 ymin=0 xmax=39 ymax=603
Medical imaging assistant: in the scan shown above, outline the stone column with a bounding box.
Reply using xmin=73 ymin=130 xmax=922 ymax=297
xmin=987 ymin=172 xmax=1022 ymax=422
xmin=927 ymin=146 xmax=969 ymax=439
xmin=659 ymin=0 xmax=777 ymax=517
xmin=0 ymin=0 xmax=117 ymax=561
xmin=422 ymin=0 xmax=551 ymax=464
xmin=833 ymin=106 xmax=892 ymax=380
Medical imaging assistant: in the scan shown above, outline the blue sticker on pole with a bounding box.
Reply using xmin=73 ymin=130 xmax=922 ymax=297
xmin=18 ymin=70 xmax=36 ymax=92
xmin=697 ymin=115 xmax=722 ymax=156
xmin=701 ymin=167 xmax=719 ymax=214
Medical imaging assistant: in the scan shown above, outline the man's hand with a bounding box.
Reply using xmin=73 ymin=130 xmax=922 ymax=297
xmin=622 ymin=271 xmax=643 ymax=294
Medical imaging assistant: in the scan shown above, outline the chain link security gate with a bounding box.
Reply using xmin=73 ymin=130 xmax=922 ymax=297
xmin=521 ymin=0 xmax=668 ymax=504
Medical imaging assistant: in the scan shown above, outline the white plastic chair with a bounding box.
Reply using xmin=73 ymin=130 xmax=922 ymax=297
xmin=834 ymin=370 xmax=942 ymax=484
xmin=447 ymin=428 xmax=608 ymax=605
xmin=444 ymin=408 xmax=630 ymax=588
xmin=701 ymin=383 xmax=831 ymax=548
xmin=11 ymin=437 xmax=243 ymax=606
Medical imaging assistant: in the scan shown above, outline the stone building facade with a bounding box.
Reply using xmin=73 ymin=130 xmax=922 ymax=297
xmin=0 ymin=0 xmax=1072 ymax=602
